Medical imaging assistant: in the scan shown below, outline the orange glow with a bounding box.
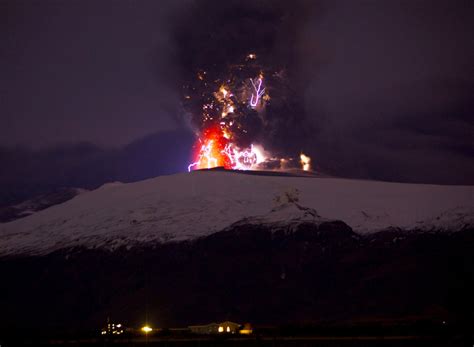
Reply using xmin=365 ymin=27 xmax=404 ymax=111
xmin=300 ymin=153 xmax=311 ymax=171
xmin=141 ymin=325 xmax=152 ymax=333
xmin=188 ymin=126 xmax=267 ymax=171
xmin=220 ymin=86 xmax=228 ymax=98
xmin=188 ymin=126 xmax=232 ymax=171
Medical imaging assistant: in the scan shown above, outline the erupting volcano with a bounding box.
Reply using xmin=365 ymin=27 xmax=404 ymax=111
xmin=184 ymin=54 xmax=310 ymax=172
xmin=187 ymin=125 xmax=265 ymax=171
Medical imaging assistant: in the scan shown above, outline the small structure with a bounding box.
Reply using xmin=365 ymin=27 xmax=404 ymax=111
xmin=189 ymin=321 xmax=240 ymax=335
xmin=101 ymin=321 xmax=124 ymax=336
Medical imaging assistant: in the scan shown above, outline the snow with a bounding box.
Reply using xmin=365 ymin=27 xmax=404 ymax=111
xmin=0 ymin=171 xmax=472 ymax=255
xmin=231 ymin=201 xmax=326 ymax=230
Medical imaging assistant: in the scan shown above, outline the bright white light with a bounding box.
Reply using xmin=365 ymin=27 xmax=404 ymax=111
xmin=141 ymin=325 xmax=152 ymax=333
xmin=300 ymin=153 xmax=311 ymax=171
xmin=251 ymin=144 xmax=266 ymax=165
xmin=188 ymin=140 xmax=218 ymax=172
xmin=223 ymin=143 xmax=266 ymax=170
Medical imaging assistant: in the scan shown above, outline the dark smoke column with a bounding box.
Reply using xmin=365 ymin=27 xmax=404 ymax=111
xmin=173 ymin=0 xmax=317 ymax=170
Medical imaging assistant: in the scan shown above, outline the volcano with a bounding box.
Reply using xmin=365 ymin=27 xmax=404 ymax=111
xmin=1 ymin=170 xmax=472 ymax=256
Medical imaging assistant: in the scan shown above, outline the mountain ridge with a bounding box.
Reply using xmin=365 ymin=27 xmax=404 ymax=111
xmin=0 ymin=170 xmax=472 ymax=256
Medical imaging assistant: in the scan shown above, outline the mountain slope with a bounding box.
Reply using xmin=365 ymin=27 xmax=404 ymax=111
xmin=0 ymin=170 xmax=472 ymax=255
xmin=0 ymin=187 xmax=87 ymax=223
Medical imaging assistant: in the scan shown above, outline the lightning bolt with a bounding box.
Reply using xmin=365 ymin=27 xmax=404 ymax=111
xmin=250 ymin=78 xmax=265 ymax=108
xmin=188 ymin=140 xmax=218 ymax=172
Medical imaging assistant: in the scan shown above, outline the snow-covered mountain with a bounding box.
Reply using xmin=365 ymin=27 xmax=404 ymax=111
xmin=0 ymin=187 xmax=87 ymax=223
xmin=0 ymin=170 xmax=472 ymax=255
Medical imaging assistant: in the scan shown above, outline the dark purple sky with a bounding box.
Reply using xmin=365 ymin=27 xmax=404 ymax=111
xmin=1 ymin=0 xmax=185 ymax=147
xmin=0 ymin=0 xmax=473 ymax=186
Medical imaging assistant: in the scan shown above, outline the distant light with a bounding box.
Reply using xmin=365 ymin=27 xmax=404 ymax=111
xmin=240 ymin=329 xmax=253 ymax=335
xmin=141 ymin=325 xmax=152 ymax=333
xmin=218 ymin=326 xmax=224 ymax=333
xmin=220 ymin=87 xmax=228 ymax=98
xmin=300 ymin=153 xmax=311 ymax=171
xmin=116 ymin=323 xmax=122 ymax=328
xmin=226 ymin=326 xmax=230 ymax=332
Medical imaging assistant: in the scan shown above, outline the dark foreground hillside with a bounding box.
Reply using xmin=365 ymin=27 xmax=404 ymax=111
xmin=0 ymin=222 xmax=473 ymax=340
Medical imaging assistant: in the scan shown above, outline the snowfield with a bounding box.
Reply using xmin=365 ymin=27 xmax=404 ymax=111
xmin=0 ymin=171 xmax=473 ymax=255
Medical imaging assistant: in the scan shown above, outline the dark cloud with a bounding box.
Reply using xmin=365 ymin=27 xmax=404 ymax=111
xmin=0 ymin=0 xmax=187 ymax=147
xmin=0 ymin=130 xmax=194 ymax=206
xmin=170 ymin=0 xmax=473 ymax=183
xmin=0 ymin=0 xmax=472 ymax=185
xmin=298 ymin=0 xmax=474 ymax=184
xmin=172 ymin=0 xmax=321 ymax=158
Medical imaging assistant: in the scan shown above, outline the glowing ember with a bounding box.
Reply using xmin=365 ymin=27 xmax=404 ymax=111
xmin=220 ymin=86 xmax=228 ymax=98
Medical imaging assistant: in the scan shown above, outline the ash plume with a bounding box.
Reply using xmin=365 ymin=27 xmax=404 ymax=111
xmin=172 ymin=0 xmax=320 ymax=160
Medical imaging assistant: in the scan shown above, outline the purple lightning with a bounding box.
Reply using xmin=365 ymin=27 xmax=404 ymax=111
xmin=250 ymin=78 xmax=265 ymax=108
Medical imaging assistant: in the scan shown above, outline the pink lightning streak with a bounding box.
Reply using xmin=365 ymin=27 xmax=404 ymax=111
xmin=250 ymin=78 xmax=265 ymax=108
xmin=187 ymin=140 xmax=218 ymax=172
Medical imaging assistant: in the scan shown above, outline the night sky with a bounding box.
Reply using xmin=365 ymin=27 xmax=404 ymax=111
xmin=1 ymin=0 xmax=473 ymax=205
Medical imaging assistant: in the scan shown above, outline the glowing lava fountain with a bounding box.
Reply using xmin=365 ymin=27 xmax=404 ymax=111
xmin=188 ymin=126 xmax=265 ymax=172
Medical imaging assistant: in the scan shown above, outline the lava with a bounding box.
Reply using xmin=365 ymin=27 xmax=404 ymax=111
xmin=188 ymin=126 xmax=265 ymax=172
xmin=188 ymin=126 xmax=231 ymax=171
